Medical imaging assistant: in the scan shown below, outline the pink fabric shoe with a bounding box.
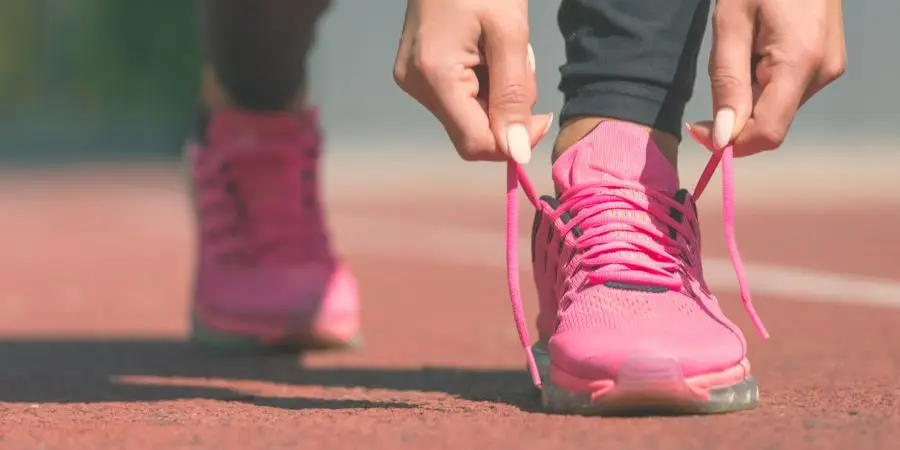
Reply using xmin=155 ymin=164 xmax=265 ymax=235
xmin=504 ymin=121 xmax=768 ymax=414
xmin=187 ymin=109 xmax=359 ymax=351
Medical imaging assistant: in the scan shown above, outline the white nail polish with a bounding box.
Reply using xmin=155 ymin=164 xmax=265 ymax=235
xmin=527 ymin=44 xmax=535 ymax=73
xmin=713 ymin=108 xmax=735 ymax=150
xmin=506 ymin=124 xmax=532 ymax=164
xmin=541 ymin=113 xmax=554 ymax=137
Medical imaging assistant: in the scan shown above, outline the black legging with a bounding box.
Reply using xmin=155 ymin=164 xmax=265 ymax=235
xmin=557 ymin=0 xmax=710 ymax=140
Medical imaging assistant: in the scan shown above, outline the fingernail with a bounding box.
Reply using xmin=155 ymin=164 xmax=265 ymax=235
xmin=683 ymin=122 xmax=699 ymax=141
xmin=541 ymin=113 xmax=554 ymax=138
xmin=527 ymin=44 xmax=535 ymax=73
xmin=713 ymin=108 xmax=735 ymax=150
xmin=506 ymin=124 xmax=532 ymax=164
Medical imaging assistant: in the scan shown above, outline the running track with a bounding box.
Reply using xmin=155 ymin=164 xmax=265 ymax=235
xmin=0 ymin=154 xmax=897 ymax=449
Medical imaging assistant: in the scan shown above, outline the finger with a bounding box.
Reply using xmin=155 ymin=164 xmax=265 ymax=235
xmin=798 ymin=70 xmax=830 ymax=108
xmin=799 ymin=54 xmax=846 ymax=108
xmin=709 ymin=4 xmax=755 ymax=150
xmin=530 ymin=113 xmax=553 ymax=147
xmin=438 ymin=108 xmax=549 ymax=162
xmin=688 ymin=81 xmax=762 ymax=152
xmin=800 ymin=9 xmax=847 ymax=107
xmin=432 ymin=81 xmax=502 ymax=161
xmin=420 ymin=60 xmax=550 ymax=163
xmin=684 ymin=120 xmax=716 ymax=152
xmin=732 ymin=65 xmax=810 ymax=156
xmin=479 ymin=50 xmax=551 ymax=147
xmin=481 ymin=12 xmax=536 ymax=164
xmin=433 ymin=73 xmax=550 ymax=162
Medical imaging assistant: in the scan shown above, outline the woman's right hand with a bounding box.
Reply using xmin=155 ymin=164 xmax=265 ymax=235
xmin=393 ymin=0 xmax=552 ymax=164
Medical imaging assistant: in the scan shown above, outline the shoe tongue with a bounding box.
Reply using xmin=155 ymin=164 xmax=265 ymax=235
xmin=552 ymin=121 xmax=679 ymax=194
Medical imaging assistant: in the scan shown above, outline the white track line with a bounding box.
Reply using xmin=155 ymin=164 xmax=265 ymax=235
xmin=331 ymin=214 xmax=900 ymax=309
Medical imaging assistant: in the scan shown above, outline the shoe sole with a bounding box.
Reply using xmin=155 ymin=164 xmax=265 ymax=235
xmin=190 ymin=313 xmax=362 ymax=354
xmin=532 ymin=344 xmax=758 ymax=416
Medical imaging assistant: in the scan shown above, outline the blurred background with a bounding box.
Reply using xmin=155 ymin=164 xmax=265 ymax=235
xmin=0 ymin=0 xmax=896 ymax=164
xmin=0 ymin=3 xmax=898 ymax=440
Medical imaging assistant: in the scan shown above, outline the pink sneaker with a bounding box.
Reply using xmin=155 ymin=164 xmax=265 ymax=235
xmin=504 ymin=121 xmax=768 ymax=415
xmin=187 ymin=109 xmax=360 ymax=351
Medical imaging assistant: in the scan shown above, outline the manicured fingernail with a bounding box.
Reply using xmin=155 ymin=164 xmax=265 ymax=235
xmin=527 ymin=44 xmax=535 ymax=73
xmin=683 ymin=122 xmax=699 ymax=141
xmin=506 ymin=123 xmax=532 ymax=164
xmin=541 ymin=113 xmax=554 ymax=138
xmin=713 ymin=108 xmax=735 ymax=150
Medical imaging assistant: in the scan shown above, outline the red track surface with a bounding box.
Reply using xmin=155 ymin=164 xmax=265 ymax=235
xmin=0 ymin=167 xmax=898 ymax=449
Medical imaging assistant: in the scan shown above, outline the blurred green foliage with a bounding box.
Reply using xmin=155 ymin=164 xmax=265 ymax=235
xmin=0 ymin=0 xmax=201 ymax=161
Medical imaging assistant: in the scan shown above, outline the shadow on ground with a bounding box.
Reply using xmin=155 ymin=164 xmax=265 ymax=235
xmin=0 ymin=339 xmax=538 ymax=411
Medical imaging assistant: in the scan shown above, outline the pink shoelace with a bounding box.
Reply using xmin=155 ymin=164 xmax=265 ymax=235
xmin=505 ymin=145 xmax=770 ymax=388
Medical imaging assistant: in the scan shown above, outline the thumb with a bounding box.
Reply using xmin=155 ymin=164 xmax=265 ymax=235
xmin=709 ymin=7 xmax=755 ymax=150
xmin=483 ymin=20 xmax=538 ymax=164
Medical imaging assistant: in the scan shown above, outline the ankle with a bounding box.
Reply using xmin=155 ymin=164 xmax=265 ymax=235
xmin=199 ymin=64 xmax=308 ymax=116
xmin=551 ymin=117 xmax=680 ymax=169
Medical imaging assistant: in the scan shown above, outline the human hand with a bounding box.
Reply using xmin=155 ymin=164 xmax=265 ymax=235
xmin=689 ymin=0 xmax=846 ymax=156
xmin=393 ymin=0 xmax=553 ymax=164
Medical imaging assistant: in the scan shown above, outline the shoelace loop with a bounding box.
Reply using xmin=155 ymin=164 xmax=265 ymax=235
xmin=553 ymin=183 xmax=694 ymax=290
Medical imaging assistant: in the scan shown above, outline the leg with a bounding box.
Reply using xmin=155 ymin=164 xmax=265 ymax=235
xmin=552 ymin=0 xmax=710 ymax=168
xmin=188 ymin=0 xmax=360 ymax=352
xmin=198 ymin=0 xmax=325 ymax=112
xmin=524 ymin=0 xmax=761 ymax=414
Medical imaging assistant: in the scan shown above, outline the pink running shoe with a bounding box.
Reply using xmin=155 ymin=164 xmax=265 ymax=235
xmin=504 ymin=121 xmax=768 ymax=415
xmin=186 ymin=109 xmax=360 ymax=352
